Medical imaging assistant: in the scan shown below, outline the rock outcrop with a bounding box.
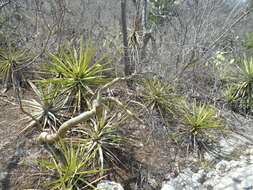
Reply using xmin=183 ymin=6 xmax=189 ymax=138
xmin=97 ymin=180 xmax=124 ymax=190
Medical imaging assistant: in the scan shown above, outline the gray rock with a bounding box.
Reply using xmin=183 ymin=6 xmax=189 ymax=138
xmin=162 ymin=156 xmax=253 ymax=190
xmin=0 ymin=172 xmax=8 ymax=182
xmin=161 ymin=183 xmax=176 ymax=190
xmin=161 ymin=169 xmax=205 ymax=190
xmin=160 ymin=127 xmax=253 ymax=190
xmin=241 ymin=175 xmax=253 ymax=189
xmin=97 ymin=180 xmax=124 ymax=190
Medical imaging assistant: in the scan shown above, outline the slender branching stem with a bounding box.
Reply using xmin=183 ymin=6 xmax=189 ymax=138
xmin=36 ymin=75 xmax=142 ymax=143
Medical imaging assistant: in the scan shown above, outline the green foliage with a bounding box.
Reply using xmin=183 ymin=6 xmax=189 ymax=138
xmin=39 ymin=39 xmax=113 ymax=112
xmin=21 ymin=82 xmax=67 ymax=132
xmin=38 ymin=141 xmax=106 ymax=190
xmin=0 ymin=13 xmax=6 ymax=26
xmin=0 ymin=47 xmax=33 ymax=91
xmin=226 ymin=58 xmax=253 ymax=112
xmin=196 ymin=160 xmax=213 ymax=169
xmin=141 ymin=78 xmax=183 ymax=117
xmin=223 ymin=85 xmax=239 ymax=104
xmin=72 ymin=108 xmax=126 ymax=170
xmin=245 ymin=32 xmax=253 ymax=49
xmin=173 ymin=101 xmax=224 ymax=155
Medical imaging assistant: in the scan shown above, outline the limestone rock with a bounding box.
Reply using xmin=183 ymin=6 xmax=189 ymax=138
xmin=97 ymin=180 xmax=124 ymax=190
xmin=161 ymin=155 xmax=253 ymax=190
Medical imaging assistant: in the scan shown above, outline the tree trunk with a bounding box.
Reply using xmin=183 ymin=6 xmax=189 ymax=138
xmin=121 ymin=0 xmax=132 ymax=76
xmin=135 ymin=0 xmax=147 ymax=31
xmin=135 ymin=0 xmax=157 ymax=60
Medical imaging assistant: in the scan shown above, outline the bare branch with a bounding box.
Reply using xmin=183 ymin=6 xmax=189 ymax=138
xmin=105 ymin=96 xmax=145 ymax=124
xmin=209 ymin=7 xmax=253 ymax=49
xmin=0 ymin=0 xmax=10 ymax=10
xmin=36 ymin=75 xmax=140 ymax=143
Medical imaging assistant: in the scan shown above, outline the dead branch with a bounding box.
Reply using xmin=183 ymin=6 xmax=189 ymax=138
xmin=36 ymin=75 xmax=143 ymax=143
xmin=0 ymin=0 xmax=10 ymax=10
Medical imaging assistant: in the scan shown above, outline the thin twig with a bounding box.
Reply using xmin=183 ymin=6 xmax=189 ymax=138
xmin=15 ymin=84 xmax=43 ymax=130
xmin=105 ymin=96 xmax=144 ymax=124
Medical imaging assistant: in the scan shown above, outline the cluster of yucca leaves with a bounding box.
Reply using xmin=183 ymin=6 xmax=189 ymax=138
xmin=15 ymin=39 xmax=126 ymax=189
xmin=224 ymin=58 xmax=253 ymax=113
xmin=21 ymin=39 xmax=113 ymax=130
xmin=39 ymin=39 xmax=113 ymax=113
xmin=0 ymin=46 xmax=34 ymax=92
xmin=71 ymin=108 xmax=126 ymax=170
xmin=21 ymin=81 xmax=67 ymax=133
xmin=141 ymin=78 xmax=183 ymax=118
xmin=38 ymin=141 xmax=107 ymax=190
xmin=140 ymin=77 xmax=224 ymax=157
xmin=36 ymin=107 xmax=126 ymax=189
xmin=35 ymin=108 xmax=125 ymax=190
xmin=175 ymin=101 xmax=224 ymax=156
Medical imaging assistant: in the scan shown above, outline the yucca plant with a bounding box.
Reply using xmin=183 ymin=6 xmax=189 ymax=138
xmin=245 ymin=32 xmax=253 ymax=49
xmin=71 ymin=108 xmax=126 ymax=170
xmin=226 ymin=58 xmax=253 ymax=113
xmin=223 ymin=85 xmax=238 ymax=104
xmin=223 ymin=85 xmax=242 ymax=112
xmin=38 ymin=141 xmax=106 ymax=190
xmin=21 ymin=82 xmax=67 ymax=132
xmin=174 ymin=101 xmax=224 ymax=156
xmin=0 ymin=47 xmax=34 ymax=92
xmin=39 ymin=39 xmax=113 ymax=113
xmin=141 ymin=78 xmax=183 ymax=117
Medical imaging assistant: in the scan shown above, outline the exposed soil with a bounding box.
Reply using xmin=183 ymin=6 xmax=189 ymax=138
xmin=0 ymin=89 xmax=45 ymax=189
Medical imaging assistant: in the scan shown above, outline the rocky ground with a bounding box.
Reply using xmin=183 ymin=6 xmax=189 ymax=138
xmin=0 ymin=90 xmax=49 ymax=189
xmin=95 ymin=134 xmax=253 ymax=190
xmin=161 ymin=138 xmax=253 ymax=190
xmin=95 ymin=110 xmax=253 ymax=190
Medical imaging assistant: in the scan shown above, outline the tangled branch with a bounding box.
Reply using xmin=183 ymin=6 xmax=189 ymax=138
xmin=36 ymin=75 xmax=143 ymax=143
xmin=0 ymin=0 xmax=11 ymax=10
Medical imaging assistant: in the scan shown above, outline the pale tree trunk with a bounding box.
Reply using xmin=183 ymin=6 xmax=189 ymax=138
xmin=121 ymin=0 xmax=132 ymax=76
xmin=135 ymin=0 xmax=157 ymax=60
xmin=135 ymin=0 xmax=147 ymax=31
xmin=121 ymin=0 xmax=156 ymax=76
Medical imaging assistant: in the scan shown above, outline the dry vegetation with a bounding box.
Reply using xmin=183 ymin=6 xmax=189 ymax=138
xmin=0 ymin=0 xmax=253 ymax=189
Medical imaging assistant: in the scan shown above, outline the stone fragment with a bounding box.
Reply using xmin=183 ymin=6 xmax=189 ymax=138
xmin=97 ymin=180 xmax=124 ymax=190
